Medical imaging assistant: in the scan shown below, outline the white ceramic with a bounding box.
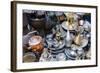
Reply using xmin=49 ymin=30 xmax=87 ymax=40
xmin=79 ymin=20 xmax=84 ymax=26
xmin=65 ymin=49 xmax=77 ymax=60
xmin=23 ymin=10 xmax=34 ymax=13
xmin=83 ymin=20 xmax=91 ymax=32
xmin=76 ymin=13 xmax=85 ymax=16
xmin=23 ymin=52 xmax=37 ymax=62
xmin=80 ymin=38 xmax=88 ymax=48
xmin=71 ymin=44 xmax=84 ymax=56
xmin=50 ymin=55 xmax=57 ymax=61
xmin=23 ymin=31 xmax=38 ymax=46
xmin=56 ymin=53 xmax=66 ymax=61
xmin=61 ymin=21 xmax=78 ymax=30
xmin=37 ymin=11 xmax=45 ymax=16
xmin=47 ymin=11 xmax=55 ymax=16
xmin=61 ymin=21 xmax=69 ymax=30
xmin=66 ymin=30 xmax=72 ymax=47
xmin=29 ymin=36 xmax=42 ymax=46
xmin=55 ymin=12 xmax=63 ymax=16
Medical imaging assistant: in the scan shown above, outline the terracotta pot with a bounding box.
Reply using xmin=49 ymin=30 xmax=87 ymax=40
xmin=28 ymin=36 xmax=44 ymax=53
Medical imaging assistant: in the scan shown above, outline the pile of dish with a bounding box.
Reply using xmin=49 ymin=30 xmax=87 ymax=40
xmin=23 ymin=11 xmax=91 ymax=62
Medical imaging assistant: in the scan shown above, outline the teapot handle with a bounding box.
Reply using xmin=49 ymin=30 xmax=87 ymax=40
xmin=27 ymin=31 xmax=39 ymax=35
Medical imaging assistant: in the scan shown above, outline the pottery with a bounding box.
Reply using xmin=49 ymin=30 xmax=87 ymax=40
xmin=61 ymin=21 xmax=78 ymax=30
xmin=83 ymin=20 xmax=91 ymax=32
xmin=64 ymin=13 xmax=79 ymax=30
xmin=65 ymin=49 xmax=77 ymax=60
xmin=37 ymin=11 xmax=45 ymax=16
xmin=74 ymin=33 xmax=82 ymax=46
xmin=65 ymin=30 xmax=72 ymax=47
xmin=28 ymin=35 xmax=44 ymax=52
xmin=30 ymin=18 xmax=45 ymax=29
xmin=79 ymin=20 xmax=85 ymax=26
xmin=23 ymin=31 xmax=39 ymax=48
xmin=46 ymin=11 xmax=55 ymax=16
xmin=56 ymin=53 xmax=66 ymax=61
xmin=23 ymin=52 xmax=37 ymax=62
